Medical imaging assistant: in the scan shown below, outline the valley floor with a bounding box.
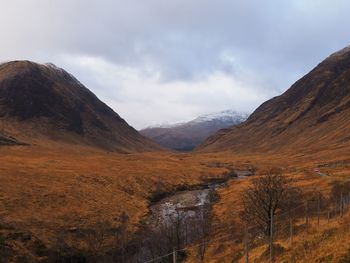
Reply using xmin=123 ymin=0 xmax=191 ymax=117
xmin=0 ymin=143 xmax=349 ymax=262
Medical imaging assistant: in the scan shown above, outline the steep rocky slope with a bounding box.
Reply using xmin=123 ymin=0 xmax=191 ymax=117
xmin=198 ymin=46 xmax=350 ymax=153
xmin=0 ymin=61 xmax=161 ymax=152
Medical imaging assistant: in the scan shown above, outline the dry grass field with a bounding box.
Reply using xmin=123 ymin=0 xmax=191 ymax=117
xmin=0 ymin=141 xmax=349 ymax=261
xmin=184 ymin=151 xmax=350 ymax=263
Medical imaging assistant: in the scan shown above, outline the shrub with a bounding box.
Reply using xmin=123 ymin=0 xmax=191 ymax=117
xmin=0 ymin=234 xmax=5 ymax=249
xmin=338 ymin=249 xmax=350 ymax=263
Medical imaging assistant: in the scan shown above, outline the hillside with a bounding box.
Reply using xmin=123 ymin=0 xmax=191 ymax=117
xmin=0 ymin=61 xmax=161 ymax=152
xmin=197 ymin=46 xmax=350 ymax=154
xmin=140 ymin=110 xmax=248 ymax=151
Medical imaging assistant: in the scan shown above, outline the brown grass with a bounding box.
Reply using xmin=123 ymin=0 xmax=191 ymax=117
xmin=0 ymin=142 xmax=349 ymax=261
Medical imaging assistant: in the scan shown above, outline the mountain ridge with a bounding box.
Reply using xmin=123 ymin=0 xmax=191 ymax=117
xmin=140 ymin=110 xmax=248 ymax=151
xmin=0 ymin=60 xmax=162 ymax=152
xmin=197 ymin=46 xmax=350 ymax=153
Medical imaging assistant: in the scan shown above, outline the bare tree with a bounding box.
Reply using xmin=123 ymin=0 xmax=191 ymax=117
xmin=331 ymin=181 xmax=350 ymax=205
xmin=167 ymin=208 xmax=187 ymax=251
xmin=52 ymin=231 xmax=70 ymax=262
xmin=240 ymin=168 xmax=301 ymax=238
xmin=85 ymin=220 xmax=113 ymax=261
xmin=115 ymin=212 xmax=130 ymax=263
xmin=196 ymin=202 xmax=212 ymax=262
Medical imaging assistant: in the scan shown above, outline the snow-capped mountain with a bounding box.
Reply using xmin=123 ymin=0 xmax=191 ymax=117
xmin=144 ymin=121 xmax=186 ymax=129
xmin=140 ymin=110 xmax=249 ymax=151
xmin=191 ymin=110 xmax=248 ymax=124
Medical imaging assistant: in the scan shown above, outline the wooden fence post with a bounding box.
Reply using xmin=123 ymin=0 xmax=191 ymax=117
xmin=340 ymin=192 xmax=343 ymax=217
xmin=270 ymin=209 xmax=274 ymax=262
xmin=244 ymin=229 xmax=249 ymax=263
xmin=327 ymin=210 xmax=330 ymax=224
xmin=305 ymin=201 xmax=309 ymax=233
xmin=289 ymin=218 xmax=293 ymax=247
xmin=317 ymin=193 xmax=320 ymax=228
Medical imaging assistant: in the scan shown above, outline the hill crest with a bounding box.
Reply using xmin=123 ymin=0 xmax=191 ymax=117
xmin=0 ymin=60 xmax=162 ymax=152
xmin=197 ymin=46 xmax=350 ymax=153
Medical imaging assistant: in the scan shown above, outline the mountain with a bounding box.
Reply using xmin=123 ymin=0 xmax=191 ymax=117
xmin=197 ymin=46 xmax=350 ymax=153
xmin=140 ymin=110 xmax=248 ymax=151
xmin=0 ymin=60 xmax=162 ymax=152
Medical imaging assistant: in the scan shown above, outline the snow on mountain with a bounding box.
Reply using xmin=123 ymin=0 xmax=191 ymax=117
xmin=140 ymin=110 xmax=249 ymax=151
xmin=191 ymin=110 xmax=249 ymax=124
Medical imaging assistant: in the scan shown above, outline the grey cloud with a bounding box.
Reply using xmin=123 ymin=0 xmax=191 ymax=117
xmin=2 ymin=0 xmax=350 ymax=82
xmin=1 ymin=0 xmax=350 ymax=128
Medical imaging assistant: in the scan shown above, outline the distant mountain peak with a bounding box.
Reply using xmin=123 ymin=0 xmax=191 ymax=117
xmin=140 ymin=110 xmax=248 ymax=151
xmin=144 ymin=121 xmax=187 ymax=129
xmin=191 ymin=110 xmax=249 ymax=124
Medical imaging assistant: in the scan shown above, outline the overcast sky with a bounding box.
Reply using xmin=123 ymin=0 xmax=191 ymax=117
xmin=1 ymin=0 xmax=350 ymax=129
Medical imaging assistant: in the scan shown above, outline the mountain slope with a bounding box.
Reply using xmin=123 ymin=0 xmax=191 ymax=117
xmin=0 ymin=61 xmax=162 ymax=152
xmin=140 ymin=110 xmax=248 ymax=151
xmin=197 ymin=46 xmax=350 ymax=153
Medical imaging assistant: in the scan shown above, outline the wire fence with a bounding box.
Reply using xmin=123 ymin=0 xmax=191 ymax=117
xmin=141 ymin=186 xmax=350 ymax=263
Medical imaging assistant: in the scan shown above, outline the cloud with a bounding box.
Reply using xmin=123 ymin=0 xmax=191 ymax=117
xmin=1 ymin=0 xmax=350 ymax=128
xmin=57 ymin=55 xmax=272 ymax=129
